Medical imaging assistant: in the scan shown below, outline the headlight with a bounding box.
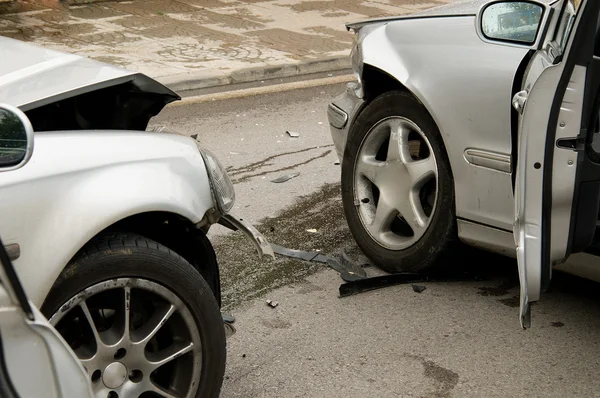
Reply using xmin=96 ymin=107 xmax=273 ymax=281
xmin=197 ymin=145 xmax=236 ymax=214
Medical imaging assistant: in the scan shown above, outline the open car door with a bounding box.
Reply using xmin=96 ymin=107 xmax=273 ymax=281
xmin=514 ymin=0 xmax=600 ymax=328
xmin=0 ymin=237 xmax=93 ymax=397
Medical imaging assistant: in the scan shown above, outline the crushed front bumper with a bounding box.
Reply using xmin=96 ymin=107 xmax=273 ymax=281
xmin=327 ymin=82 xmax=365 ymax=162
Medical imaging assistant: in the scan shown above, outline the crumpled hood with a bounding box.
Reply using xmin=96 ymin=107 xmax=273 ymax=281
xmin=0 ymin=36 xmax=179 ymax=112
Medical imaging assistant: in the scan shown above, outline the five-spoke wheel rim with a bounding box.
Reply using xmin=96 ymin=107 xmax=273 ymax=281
xmin=353 ymin=116 xmax=438 ymax=250
xmin=49 ymin=278 xmax=202 ymax=398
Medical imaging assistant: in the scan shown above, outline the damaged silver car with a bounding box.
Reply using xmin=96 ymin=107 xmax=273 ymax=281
xmin=0 ymin=37 xmax=272 ymax=397
xmin=328 ymin=0 xmax=600 ymax=327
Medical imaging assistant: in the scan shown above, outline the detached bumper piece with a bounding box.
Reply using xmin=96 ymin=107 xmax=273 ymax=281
xmin=219 ymin=214 xmax=275 ymax=259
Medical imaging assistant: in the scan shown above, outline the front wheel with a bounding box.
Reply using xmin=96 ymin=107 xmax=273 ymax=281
xmin=341 ymin=91 xmax=457 ymax=273
xmin=42 ymin=233 xmax=226 ymax=398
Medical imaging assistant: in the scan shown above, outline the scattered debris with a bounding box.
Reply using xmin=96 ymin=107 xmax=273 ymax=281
xmin=339 ymin=273 xmax=429 ymax=297
xmin=242 ymin=354 xmax=246 ymax=358
xmin=339 ymin=272 xmax=479 ymax=298
xmin=338 ymin=251 xmax=370 ymax=276
xmin=271 ymin=172 xmax=300 ymax=183
xmin=270 ymin=244 xmax=366 ymax=282
xmin=318 ymin=122 xmax=323 ymax=125
xmin=266 ymin=299 xmax=279 ymax=308
xmin=230 ymin=151 xmax=240 ymax=155
xmin=221 ymin=312 xmax=236 ymax=324
xmin=271 ymin=243 xmax=328 ymax=263
xmin=551 ymin=321 xmax=565 ymax=328
xmin=334 ymin=161 xmax=340 ymax=165
xmin=306 ymin=228 xmax=317 ymax=233
xmin=286 ymin=130 xmax=300 ymax=138
xmin=148 ymin=125 xmax=167 ymax=133
xmin=412 ymin=284 xmax=427 ymax=293
xmin=224 ymin=322 xmax=236 ymax=338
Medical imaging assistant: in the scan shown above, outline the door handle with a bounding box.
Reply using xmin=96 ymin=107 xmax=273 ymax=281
xmin=512 ymin=90 xmax=529 ymax=114
xmin=4 ymin=244 xmax=20 ymax=261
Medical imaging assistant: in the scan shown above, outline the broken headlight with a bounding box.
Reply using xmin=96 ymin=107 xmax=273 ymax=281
xmin=197 ymin=145 xmax=236 ymax=214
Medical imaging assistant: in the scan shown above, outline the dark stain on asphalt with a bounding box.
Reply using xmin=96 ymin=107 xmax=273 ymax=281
xmin=409 ymin=355 xmax=459 ymax=397
xmin=477 ymin=279 xmax=517 ymax=297
xmin=213 ymin=183 xmax=355 ymax=310
xmin=498 ymin=295 xmax=520 ymax=308
xmin=551 ymin=321 xmax=565 ymax=328
xmin=231 ymin=149 xmax=332 ymax=183
xmin=261 ymin=317 xmax=292 ymax=329
xmin=297 ymin=281 xmax=324 ymax=295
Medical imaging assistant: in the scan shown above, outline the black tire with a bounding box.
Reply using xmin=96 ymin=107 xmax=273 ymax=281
xmin=41 ymin=232 xmax=226 ymax=398
xmin=341 ymin=91 xmax=457 ymax=274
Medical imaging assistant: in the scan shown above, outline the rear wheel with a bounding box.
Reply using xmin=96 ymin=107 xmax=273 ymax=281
xmin=341 ymin=91 xmax=457 ymax=273
xmin=42 ymin=233 xmax=226 ymax=398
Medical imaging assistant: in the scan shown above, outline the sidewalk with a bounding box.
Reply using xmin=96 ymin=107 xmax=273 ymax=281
xmin=0 ymin=0 xmax=456 ymax=91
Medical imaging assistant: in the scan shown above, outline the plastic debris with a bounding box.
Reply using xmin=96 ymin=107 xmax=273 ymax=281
xmin=222 ymin=312 xmax=236 ymax=338
xmin=148 ymin=125 xmax=167 ymax=133
xmin=286 ymin=131 xmax=300 ymax=138
xmin=306 ymin=228 xmax=317 ymax=233
xmin=334 ymin=161 xmax=340 ymax=165
xmin=271 ymin=172 xmax=300 ymax=183
xmin=266 ymin=299 xmax=279 ymax=308
xmin=221 ymin=312 xmax=236 ymax=323
xmin=270 ymin=244 xmax=366 ymax=282
xmin=412 ymin=284 xmax=427 ymax=293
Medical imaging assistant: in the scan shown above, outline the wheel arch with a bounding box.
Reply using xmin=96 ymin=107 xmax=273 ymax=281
xmin=361 ymin=63 xmax=455 ymax=183
xmin=44 ymin=211 xmax=222 ymax=309
xmin=362 ymin=64 xmax=411 ymax=102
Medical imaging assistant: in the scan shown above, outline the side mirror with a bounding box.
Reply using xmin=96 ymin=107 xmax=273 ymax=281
xmin=479 ymin=1 xmax=545 ymax=45
xmin=0 ymin=103 xmax=34 ymax=171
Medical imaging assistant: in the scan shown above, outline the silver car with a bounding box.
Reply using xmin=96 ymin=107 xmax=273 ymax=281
xmin=0 ymin=39 xmax=272 ymax=397
xmin=328 ymin=0 xmax=599 ymax=327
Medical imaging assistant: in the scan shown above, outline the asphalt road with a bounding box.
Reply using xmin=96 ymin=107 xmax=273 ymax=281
xmin=152 ymin=83 xmax=600 ymax=398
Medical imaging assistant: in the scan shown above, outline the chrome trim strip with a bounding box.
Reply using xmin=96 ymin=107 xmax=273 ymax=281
xmin=463 ymin=148 xmax=511 ymax=173
xmin=327 ymin=103 xmax=348 ymax=129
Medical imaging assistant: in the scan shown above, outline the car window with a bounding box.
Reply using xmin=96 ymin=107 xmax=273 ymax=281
xmin=554 ymin=0 xmax=583 ymax=55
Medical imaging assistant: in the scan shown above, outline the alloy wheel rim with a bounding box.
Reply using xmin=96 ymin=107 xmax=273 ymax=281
xmin=49 ymin=278 xmax=202 ymax=398
xmin=353 ymin=116 xmax=438 ymax=250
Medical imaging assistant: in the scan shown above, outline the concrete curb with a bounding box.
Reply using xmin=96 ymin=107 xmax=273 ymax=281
xmin=157 ymin=55 xmax=351 ymax=93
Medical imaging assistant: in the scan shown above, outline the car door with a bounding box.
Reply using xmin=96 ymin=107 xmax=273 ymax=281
xmin=0 ymin=104 xmax=93 ymax=397
xmin=514 ymin=0 xmax=600 ymax=328
xmin=0 ymin=237 xmax=93 ymax=398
